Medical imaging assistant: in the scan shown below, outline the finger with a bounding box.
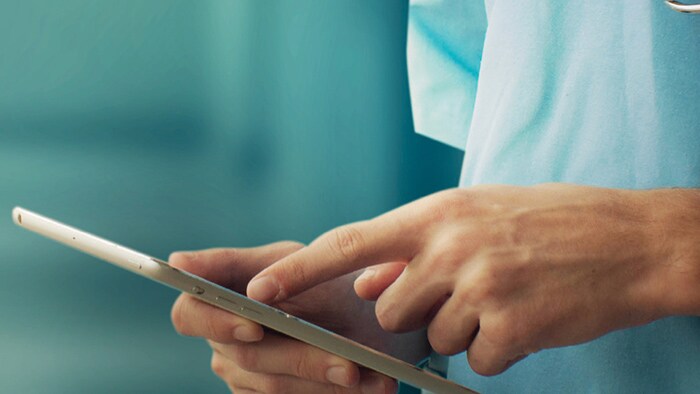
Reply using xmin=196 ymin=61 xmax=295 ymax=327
xmin=220 ymin=355 xmax=397 ymax=394
xmin=248 ymin=208 xmax=424 ymax=303
xmin=209 ymin=333 xmax=361 ymax=388
xmin=210 ymin=350 xmax=241 ymax=392
xmin=353 ymin=262 xmax=407 ymax=301
xmin=426 ymin=293 xmax=479 ymax=355
xmin=372 ymin=256 xmax=454 ymax=333
xmin=358 ymin=371 xmax=399 ymax=394
xmin=169 ymin=241 xmax=304 ymax=292
xmin=171 ymin=294 xmax=264 ymax=343
xmin=466 ymin=329 xmax=525 ymax=376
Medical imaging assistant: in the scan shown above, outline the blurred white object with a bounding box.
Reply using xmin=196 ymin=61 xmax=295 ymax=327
xmin=665 ymin=0 xmax=700 ymax=13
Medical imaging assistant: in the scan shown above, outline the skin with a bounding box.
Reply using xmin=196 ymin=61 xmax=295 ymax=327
xmin=170 ymin=242 xmax=428 ymax=394
xmin=171 ymin=183 xmax=700 ymax=392
xmin=246 ymin=184 xmax=700 ymax=374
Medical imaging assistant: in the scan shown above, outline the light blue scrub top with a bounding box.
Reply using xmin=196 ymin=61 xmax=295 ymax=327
xmin=408 ymin=1 xmax=700 ymax=393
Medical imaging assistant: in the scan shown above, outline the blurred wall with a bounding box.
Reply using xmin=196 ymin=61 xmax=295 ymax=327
xmin=0 ymin=1 xmax=462 ymax=393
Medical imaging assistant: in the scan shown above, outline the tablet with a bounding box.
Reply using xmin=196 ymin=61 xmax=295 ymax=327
xmin=12 ymin=207 xmax=476 ymax=394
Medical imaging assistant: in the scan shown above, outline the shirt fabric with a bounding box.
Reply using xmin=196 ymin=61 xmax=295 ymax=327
xmin=407 ymin=0 xmax=700 ymax=392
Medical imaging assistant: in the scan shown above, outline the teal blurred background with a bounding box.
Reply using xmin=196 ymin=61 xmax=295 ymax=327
xmin=0 ymin=1 xmax=461 ymax=392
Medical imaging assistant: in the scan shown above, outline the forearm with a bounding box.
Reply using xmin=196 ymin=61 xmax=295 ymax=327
xmin=642 ymin=188 xmax=700 ymax=317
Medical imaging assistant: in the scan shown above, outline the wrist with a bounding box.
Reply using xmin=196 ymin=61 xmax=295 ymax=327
xmin=641 ymin=188 xmax=700 ymax=317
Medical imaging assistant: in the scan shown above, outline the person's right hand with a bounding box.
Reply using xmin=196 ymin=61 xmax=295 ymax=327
xmin=169 ymin=242 xmax=427 ymax=393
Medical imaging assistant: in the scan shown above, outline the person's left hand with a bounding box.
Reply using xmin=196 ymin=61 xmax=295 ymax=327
xmin=246 ymin=184 xmax=693 ymax=375
xmin=170 ymin=243 xmax=428 ymax=393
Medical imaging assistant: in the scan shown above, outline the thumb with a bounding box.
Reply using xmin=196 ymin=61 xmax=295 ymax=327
xmin=169 ymin=241 xmax=304 ymax=293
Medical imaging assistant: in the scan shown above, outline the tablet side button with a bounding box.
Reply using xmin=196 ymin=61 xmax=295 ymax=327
xmin=192 ymin=286 xmax=205 ymax=295
xmin=215 ymin=296 xmax=262 ymax=316
xmin=241 ymin=306 xmax=262 ymax=316
xmin=215 ymin=295 xmax=238 ymax=307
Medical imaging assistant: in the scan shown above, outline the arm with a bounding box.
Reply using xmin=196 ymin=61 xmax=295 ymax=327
xmin=248 ymin=184 xmax=700 ymax=375
xmin=645 ymin=187 xmax=700 ymax=316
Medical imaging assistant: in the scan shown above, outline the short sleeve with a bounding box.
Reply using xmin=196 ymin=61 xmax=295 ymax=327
xmin=407 ymin=0 xmax=487 ymax=150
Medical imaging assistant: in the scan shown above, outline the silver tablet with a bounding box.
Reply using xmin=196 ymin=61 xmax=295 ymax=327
xmin=12 ymin=207 xmax=475 ymax=394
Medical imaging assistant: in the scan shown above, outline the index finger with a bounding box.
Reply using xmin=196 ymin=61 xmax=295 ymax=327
xmin=247 ymin=210 xmax=421 ymax=304
xmin=169 ymin=241 xmax=304 ymax=293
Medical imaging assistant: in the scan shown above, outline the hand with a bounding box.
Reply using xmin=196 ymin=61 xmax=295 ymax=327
xmin=170 ymin=242 xmax=427 ymax=393
xmin=247 ymin=184 xmax=700 ymax=375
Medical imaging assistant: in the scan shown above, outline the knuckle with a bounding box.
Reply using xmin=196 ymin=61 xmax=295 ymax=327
xmin=284 ymin=259 xmax=308 ymax=289
xmin=469 ymin=261 xmax=502 ymax=305
xmin=230 ymin=346 xmax=259 ymax=372
xmin=328 ymin=225 xmax=366 ymax=261
xmin=292 ymin=354 xmax=310 ymax=379
xmin=427 ymin=241 xmax=465 ymax=275
xmin=427 ymin=329 xmax=463 ymax=356
xmin=276 ymin=240 xmax=305 ymax=250
xmin=495 ymin=210 xmax=532 ymax=248
xmin=468 ymin=354 xmax=497 ymax=376
xmin=426 ymin=322 xmax=457 ymax=355
xmin=375 ymin=299 xmax=402 ymax=332
xmin=430 ymin=188 xmax=473 ymax=219
xmin=205 ymin=313 xmax=232 ymax=343
xmin=467 ymin=257 xmax=522 ymax=310
xmin=210 ymin=353 xmax=226 ymax=378
xmin=484 ymin=248 xmax=531 ymax=285
xmin=465 ymin=346 xmax=499 ymax=377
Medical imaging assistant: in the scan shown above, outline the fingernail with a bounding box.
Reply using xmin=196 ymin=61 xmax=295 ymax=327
xmin=360 ymin=375 xmax=385 ymax=394
xmin=326 ymin=366 xmax=351 ymax=387
xmin=247 ymin=276 xmax=279 ymax=302
xmin=233 ymin=326 xmax=262 ymax=342
xmin=356 ymin=269 xmax=376 ymax=283
xmin=168 ymin=251 xmax=192 ymax=264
